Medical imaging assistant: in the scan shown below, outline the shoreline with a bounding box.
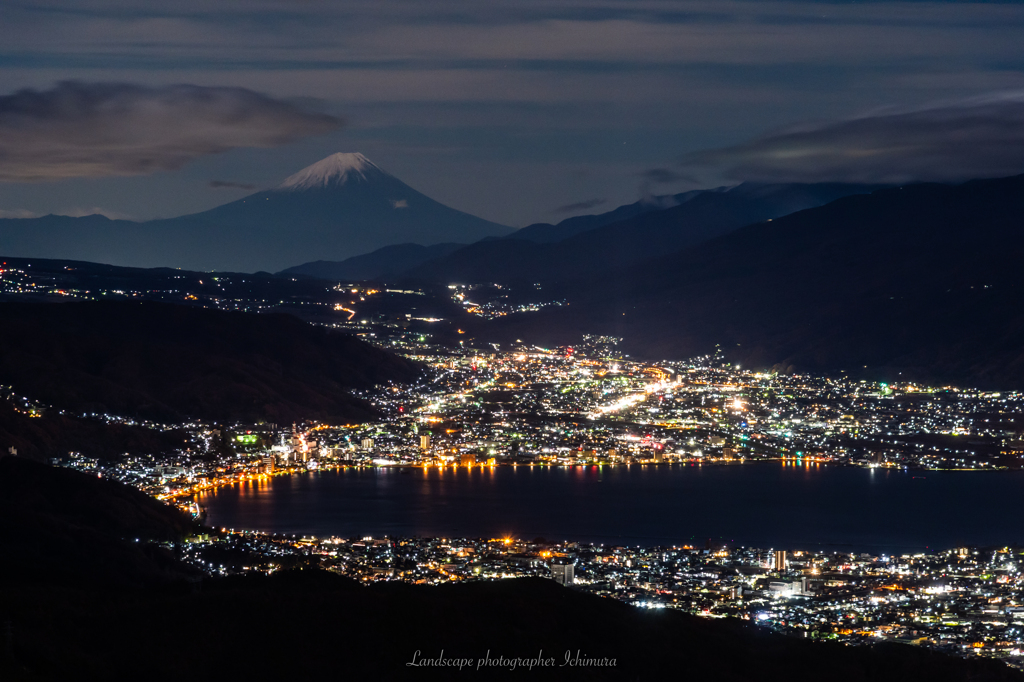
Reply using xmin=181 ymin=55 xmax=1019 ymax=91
xmin=164 ymin=457 xmax=1014 ymax=503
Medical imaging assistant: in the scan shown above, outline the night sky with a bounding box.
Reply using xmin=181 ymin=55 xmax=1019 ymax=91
xmin=1 ymin=0 xmax=1023 ymax=226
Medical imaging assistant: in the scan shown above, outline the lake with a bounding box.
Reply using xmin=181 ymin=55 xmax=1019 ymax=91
xmin=196 ymin=463 xmax=1024 ymax=554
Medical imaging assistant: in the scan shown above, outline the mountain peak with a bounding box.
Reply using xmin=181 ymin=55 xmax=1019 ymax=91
xmin=276 ymin=152 xmax=387 ymax=191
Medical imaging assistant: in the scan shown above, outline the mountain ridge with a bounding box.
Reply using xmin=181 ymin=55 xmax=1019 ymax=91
xmin=503 ymin=189 xmax=714 ymax=244
xmin=407 ymin=182 xmax=884 ymax=285
xmin=0 ymin=299 xmax=422 ymax=423
xmin=475 ymin=174 xmax=1024 ymax=389
xmin=0 ymin=153 xmax=511 ymax=273
xmin=281 ymin=242 xmax=466 ymax=280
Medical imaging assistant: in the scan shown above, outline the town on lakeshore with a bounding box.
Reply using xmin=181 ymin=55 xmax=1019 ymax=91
xmin=6 ymin=265 xmax=1024 ymax=673
xmin=7 ymin=260 xmax=1022 ymax=497
xmin=172 ymin=531 xmax=1024 ymax=670
xmin=8 ymin=6 xmax=1024 ymax=678
xmin=46 ymin=330 xmax=1024 ymax=502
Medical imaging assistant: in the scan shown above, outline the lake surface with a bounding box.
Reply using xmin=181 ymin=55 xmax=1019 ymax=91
xmin=196 ymin=463 xmax=1024 ymax=554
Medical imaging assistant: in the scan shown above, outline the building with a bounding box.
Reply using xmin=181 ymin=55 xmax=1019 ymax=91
xmin=774 ymin=550 xmax=787 ymax=572
xmin=361 ymin=438 xmax=374 ymax=450
xmin=551 ymin=562 xmax=574 ymax=586
xmin=420 ymin=434 xmax=431 ymax=450
xmin=768 ymin=578 xmax=807 ymax=598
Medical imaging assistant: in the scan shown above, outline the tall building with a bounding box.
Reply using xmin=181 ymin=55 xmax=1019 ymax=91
xmin=774 ymin=550 xmax=787 ymax=572
xmin=420 ymin=434 xmax=431 ymax=450
xmin=551 ymin=562 xmax=574 ymax=586
xmin=361 ymin=438 xmax=374 ymax=450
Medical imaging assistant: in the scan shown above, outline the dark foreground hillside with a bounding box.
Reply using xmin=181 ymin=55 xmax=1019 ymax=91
xmin=0 ymin=300 xmax=420 ymax=424
xmin=5 ymin=572 xmax=1022 ymax=682
xmin=0 ymin=458 xmax=1019 ymax=682
xmin=0 ymin=457 xmax=201 ymax=588
xmin=0 ymin=398 xmax=187 ymax=462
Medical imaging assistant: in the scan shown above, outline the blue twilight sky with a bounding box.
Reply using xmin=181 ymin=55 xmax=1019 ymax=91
xmin=1 ymin=0 xmax=1024 ymax=226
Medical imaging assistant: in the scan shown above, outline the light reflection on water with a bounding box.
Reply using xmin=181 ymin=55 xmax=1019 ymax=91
xmin=197 ymin=463 xmax=1024 ymax=553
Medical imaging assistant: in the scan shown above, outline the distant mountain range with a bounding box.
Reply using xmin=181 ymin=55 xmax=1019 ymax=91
xmin=282 ymin=242 xmax=464 ymax=280
xmin=280 ymin=190 xmax=709 ymax=280
xmin=409 ymin=182 xmax=884 ymax=284
xmin=8 ymin=153 xmax=1024 ymax=389
xmin=287 ymin=182 xmax=882 ymax=282
xmin=476 ymin=174 xmax=1024 ymax=389
xmin=0 ymin=153 xmax=509 ymax=273
xmin=501 ymin=190 xmax=708 ymax=243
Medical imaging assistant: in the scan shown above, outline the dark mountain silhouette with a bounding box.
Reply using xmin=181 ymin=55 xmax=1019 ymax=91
xmin=0 ymin=254 xmax=364 ymax=307
xmin=0 ymin=399 xmax=187 ymax=462
xmin=0 ymin=300 xmax=421 ymax=423
xmin=408 ymin=182 xmax=881 ymax=284
xmin=506 ymin=189 xmax=712 ymax=243
xmin=282 ymin=242 xmax=465 ymax=280
xmin=277 ymin=192 xmax=715 ymax=281
xmin=477 ymin=174 xmax=1024 ymax=389
xmin=6 ymin=572 xmax=1019 ymax=681
xmin=0 ymin=153 xmax=509 ymax=273
xmin=0 ymin=456 xmax=200 ymax=588
xmin=0 ymin=213 xmax=143 ymax=265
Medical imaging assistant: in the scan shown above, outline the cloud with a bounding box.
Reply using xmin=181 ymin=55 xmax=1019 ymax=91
xmin=639 ymin=168 xmax=686 ymax=185
xmin=682 ymin=94 xmax=1024 ymax=184
xmin=639 ymin=167 xmax=698 ymax=186
xmin=0 ymin=81 xmax=343 ymax=182
xmin=209 ymin=180 xmax=256 ymax=190
xmin=0 ymin=208 xmax=40 ymax=219
xmin=637 ymin=167 xmax=699 ymax=200
xmin=552 ymin=198 xmax=605 ymax=214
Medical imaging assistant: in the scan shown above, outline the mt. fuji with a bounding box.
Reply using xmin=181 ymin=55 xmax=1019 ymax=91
xmin=275 ymin=152 xmax=387 ymax=190
xmin=0 ymin=153 xmax=510 ymax=272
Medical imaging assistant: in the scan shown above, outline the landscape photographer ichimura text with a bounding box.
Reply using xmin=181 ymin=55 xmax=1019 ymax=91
xmin=406 ymin=649 xmax=617 ymax=671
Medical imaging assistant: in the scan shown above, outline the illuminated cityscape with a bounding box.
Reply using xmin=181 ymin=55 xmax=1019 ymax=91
xmin=11 ymin=250 xmax=1024 ymax=672
xmin=23 ymin=288 xmax=1019 ymax=673
xmin=4 ymin=3 xmax=1024 ymax=678
xmin=50 ymin=337 xmax=1024 ymax=504
xmin=167 ymin=530 xmax=1024 ymax=670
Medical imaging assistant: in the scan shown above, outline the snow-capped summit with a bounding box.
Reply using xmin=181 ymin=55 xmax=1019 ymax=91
xmin=276 ymin=152 xmax=388 ymax=191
